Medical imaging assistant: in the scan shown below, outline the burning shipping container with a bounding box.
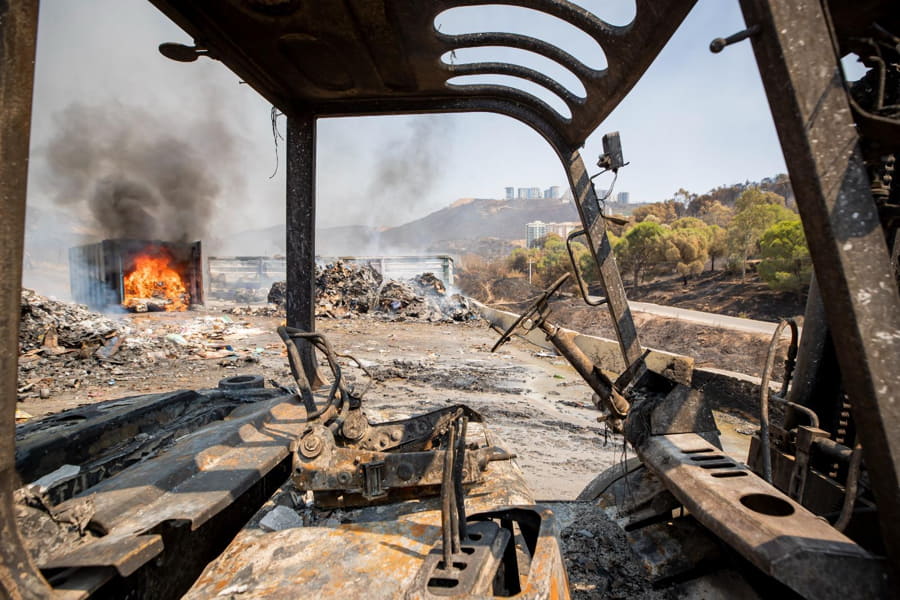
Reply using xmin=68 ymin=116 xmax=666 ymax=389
xmin=69 ymin=239 xmax=203 ymax=311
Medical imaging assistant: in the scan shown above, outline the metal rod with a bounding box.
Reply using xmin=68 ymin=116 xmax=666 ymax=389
xmin=285 ymin=114 xmax=322 ymax=387
xmin=835 ymin=444 xmax=864 ymax=532
xmin=0 ymin=1 xmax=54 ymax=597
xmin=447 ymin=422 xmax=460 ymax=555
xmin=453 ymin=417 xmax=468 ymax=543
xmin=778 ymin=319 xmax=799 ymax=398
xmin=785 ymin=274 xmax=841 ymax=431
xmin=783 ymin=401 xmax=819 ymax=429
xmin=440 ymin=425 xmax=454 ymax=567
xmin=759 ymin=319 xmax=791 ymax=483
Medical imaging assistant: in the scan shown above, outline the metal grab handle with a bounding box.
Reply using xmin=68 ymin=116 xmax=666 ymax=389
xmin=566 ymin=229 xmax=608 ymax=307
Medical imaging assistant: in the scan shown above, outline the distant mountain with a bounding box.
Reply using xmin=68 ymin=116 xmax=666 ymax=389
xmin=201 ymin=173 xmax=797 ymax=259
xmin=216 ymin=196 xmax=583 ymax=257
xmin=378 ymin=197 xmax=579 ymax=250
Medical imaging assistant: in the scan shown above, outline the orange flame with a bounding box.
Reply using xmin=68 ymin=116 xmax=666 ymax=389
xmin=123 ymin=251 xmax=189 ymax=311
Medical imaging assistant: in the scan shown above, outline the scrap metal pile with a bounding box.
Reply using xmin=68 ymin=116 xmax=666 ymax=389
xmin=266 ymin=261 xmax=477 ymax=322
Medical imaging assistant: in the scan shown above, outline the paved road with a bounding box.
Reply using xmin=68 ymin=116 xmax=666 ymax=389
xmin=588 ymin=296 xmax=792 ymax=336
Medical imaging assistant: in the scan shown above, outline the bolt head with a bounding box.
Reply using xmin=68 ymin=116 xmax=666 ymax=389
xmin=300 ymin=434 xmax=323 ymax=458
xmin=397 ymin=463 xmax=414 ymax=481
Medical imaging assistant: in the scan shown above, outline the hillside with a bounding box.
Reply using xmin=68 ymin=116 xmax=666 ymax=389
xmin=380 ymin=197 xmax=579 ymax=248
xmin=215 ymin=174 xmax=796 ymax=257
xmin=214 ymin=196 xmax=583 ymax=257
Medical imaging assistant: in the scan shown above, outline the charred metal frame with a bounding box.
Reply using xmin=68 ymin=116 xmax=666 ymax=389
xmin=69 ymin=239 xmax=204 ymax=310
xmin=3 ymin=0 xmax=900 ymax=597
xmin=144 ymin=0 xmax=698 ymax=380
xmin=0 ymin=2 xmax=52 ymax=597
xmin=285 ymin=115 xmax=319 ymax=381
xmin=740 ymin=0 xmax=900 ymax=579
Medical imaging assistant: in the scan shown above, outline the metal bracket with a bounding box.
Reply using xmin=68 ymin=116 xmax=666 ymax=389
xmin=362 ymin=460 xmax=386 ymax=499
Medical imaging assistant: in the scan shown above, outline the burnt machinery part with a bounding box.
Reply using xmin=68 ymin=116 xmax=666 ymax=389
xmin=218 ymin=375 xmax=266 ymax=390
xmin=490 ymin=272 xmax=570 ymax=352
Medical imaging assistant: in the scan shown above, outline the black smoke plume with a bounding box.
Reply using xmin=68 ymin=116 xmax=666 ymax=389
xmin=42 ymin=102 xmax=239 ymax=242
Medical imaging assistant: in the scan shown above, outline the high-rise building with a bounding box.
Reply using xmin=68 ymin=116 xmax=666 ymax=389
xmin=505 ymin=187 xmax=515 ymax=200
xmin=546 ymin=221 xmax=580 ymax=238
xmin=528 ymin=187 xmax=541 ymax=199
xmin=617 ymin=191 xmax=630 ymax=204
xmin=526 ymin=221 xmax=548 ymax=248
xmin=548 ymin=186 xmax=561 ymax=199
xmin=517 ymin=187 xmax=528 ymax=199
xmin=543 ymin=188 xmax=552 ymax=199
xmin=596 ymin=188 xmax=609 ymax=199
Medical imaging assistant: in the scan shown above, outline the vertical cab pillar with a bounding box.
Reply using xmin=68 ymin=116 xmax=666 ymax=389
xmin=0 ymin=1 xmax=53 ymax=597
xmin=285 ymin=113 xmax=320 ymax=384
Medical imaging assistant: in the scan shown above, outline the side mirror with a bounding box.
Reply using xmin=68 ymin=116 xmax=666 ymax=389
xmin=597 ymin=131 xmax=625 ymax=172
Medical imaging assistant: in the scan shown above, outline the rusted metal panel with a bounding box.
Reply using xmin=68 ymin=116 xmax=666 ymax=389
xmin=185 ymin=459 xmax=570 ymax=599
xmin=639 ymin=433 xmax=886 ymax=599
xmin=0 ymin=0 xmax=52 ymax=597
xmin=18 ymin=394 xmax=305 ymax=593
xmin=740 ymin=0 xmax=900 ymax=579
xmin=39 ymin=534 xmax=163 ymax=578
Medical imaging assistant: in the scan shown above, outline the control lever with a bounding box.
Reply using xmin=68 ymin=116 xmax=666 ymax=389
xmin=490 ymin=273 xmax=630 ymax=430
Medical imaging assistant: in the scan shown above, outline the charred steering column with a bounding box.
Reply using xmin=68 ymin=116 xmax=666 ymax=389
xmin=278 ymin=326 xmax=513 ymax=508
xmin=489 ymin=273 xmax=631 ymax=431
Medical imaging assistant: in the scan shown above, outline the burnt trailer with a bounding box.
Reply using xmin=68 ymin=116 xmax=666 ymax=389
xmin=69 ymin=239 xmax=204 ymax=311
xmin=2 ymin=1 xmax=900 ymax=599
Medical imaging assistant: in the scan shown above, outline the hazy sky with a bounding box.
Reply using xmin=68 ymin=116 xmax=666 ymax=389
xmin=28 ymin=0 xmax=790 ymax=233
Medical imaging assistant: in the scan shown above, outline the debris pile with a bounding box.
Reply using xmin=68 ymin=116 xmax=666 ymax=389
xmin=315 ymin=261 xmax=383 ymax=317
xmin=17 ymin=289 xmax=282 ymax=404
xmin=20 ymin=289 xmax=119 ymax=352
xmin=265 ymin=262 xmax=478 ymax=322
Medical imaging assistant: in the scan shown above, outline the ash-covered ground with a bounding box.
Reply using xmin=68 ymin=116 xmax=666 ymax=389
xmin=16 ymin=282 xmax=763 ymax=598
xmin=17 ymin=281 xmax=755 ymax=499
xmin=17 ymin=296 xmax=629 ymax=499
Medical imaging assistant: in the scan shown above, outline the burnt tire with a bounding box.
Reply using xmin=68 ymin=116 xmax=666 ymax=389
xmin=218 ymin=374 xmax=265 ymax=391
xmin=576 ymin=456 xmax=644 ymax=502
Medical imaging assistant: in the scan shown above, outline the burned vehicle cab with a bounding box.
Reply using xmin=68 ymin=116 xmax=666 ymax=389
xmin=2 ymin=0 xmax=900 ymax=599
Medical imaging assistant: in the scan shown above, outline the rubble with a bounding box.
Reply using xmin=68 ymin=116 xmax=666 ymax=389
xmin=259 ymin=505 xmax=304 ymax=531
xmin=264 ymin=262 xmax=478 ymax=322
xmin=267 ymin=281 xmax=287 ymax=307
xmin=16 ymin=289 xmax=284 ymax=406
xmin=315 ymin=261 xmax=382 ymax=317
xmin=20 ymin=289 xmax=119 ymax=352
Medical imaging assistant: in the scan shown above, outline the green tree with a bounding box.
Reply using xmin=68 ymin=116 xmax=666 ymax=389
xmin=665 ymin=227 xmax=709 ymax=283
xmin=698 ymin=200 xmax=733 ymax=228
xmin=632 ymin=200 xmax=683 ymax=224
xmin=507 ymin=247 xmax=538 ymax=274
xmin=614 ymin=221 xmax=667 ymax=289
xmin=758 ymin=220 xmax=811 ymax=294
xmin=705 ymin=225 xmax=728 ymax=271
xmin=535 ymin=235 xmax=570 ymax=287
xmin=727 ymin=189 xmax=798 ymax=280
xmin=734 ymin=187 xmax=786 ymax=212
xmin=670 ymin=216 xmax=706 ymax=230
